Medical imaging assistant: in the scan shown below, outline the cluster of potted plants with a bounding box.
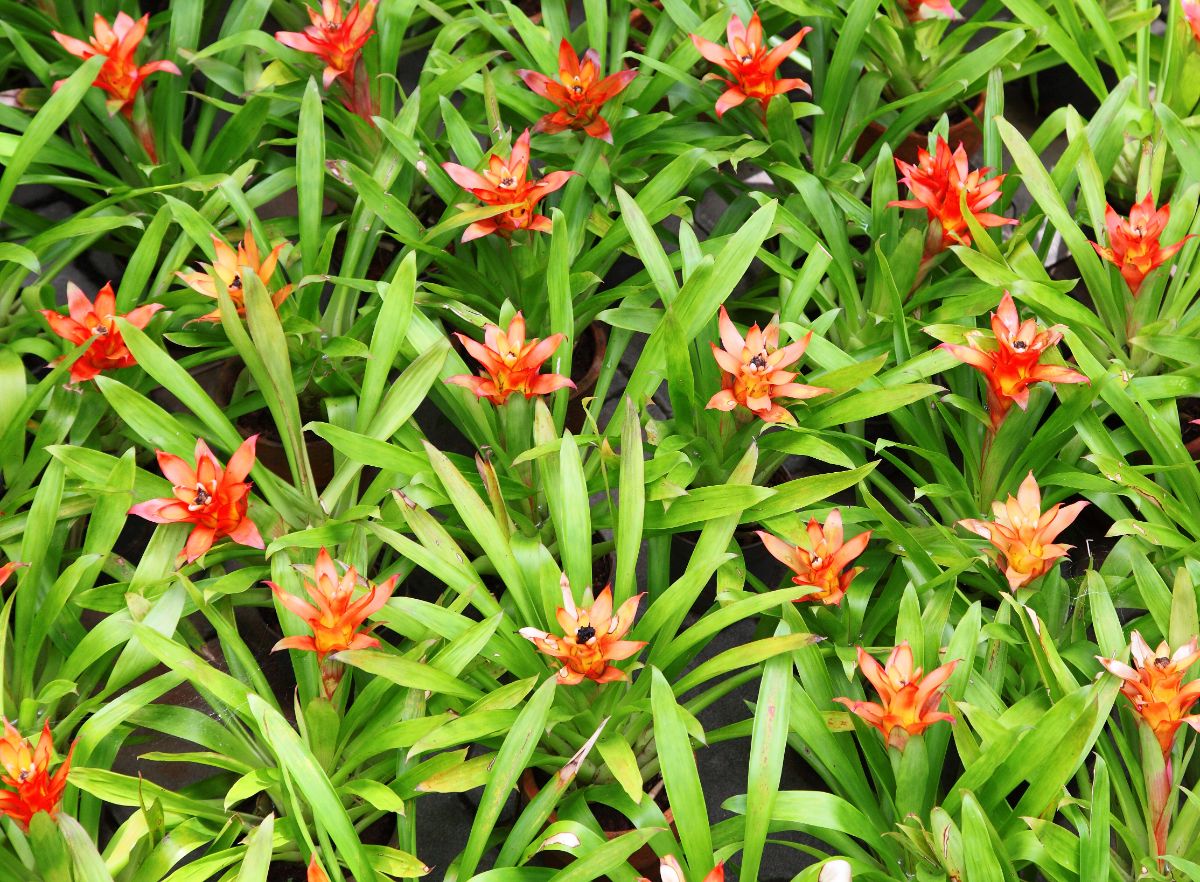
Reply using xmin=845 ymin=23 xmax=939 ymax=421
xmin=4 ymin=0 xmax=1200 ymax=880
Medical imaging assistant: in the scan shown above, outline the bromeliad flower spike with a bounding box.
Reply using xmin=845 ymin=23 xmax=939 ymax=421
xmin=938 ymin=292 xmax=1088 ymax=432
xmin=520 ymin=576 xmax=646 ymax=685
xmin=517 ymin=40 xmax=638 ymax=143
xmin=442 ymin=129 xmax=577 ymax=241
xmin=0 ymin=722 xmax=74 ymax=832
xmin=690 ymin=11 xmax=812 ymax=118
xmin=268 ymin=548 xmax=397 ymax=661
xmin=1090 ymin=193 xmax=1194 ymax=295
xmin=756 ymin=509 xmax=871 ymax=606
xmin=129 ymin=437 xmax=264 ymax=564
xmin=276 ymin=0 xmax=378 ymax=119
xmin=446 ymin=312 xmax=575 ymax=405
xmin=890 ymin=137 xmax=1015 ymax=253
xmin=177 ymin=231 xmax=293 ymax=323
xmin=51 ymin=12 xmax=180 ymax=117
xmin=40 ymin=282 xmax=162 ymax=383
xmin=958 ymin=471 xmax=1086 ymax=590
xmin=707 ymin=306 xmax=830 ymax=424
xmin=1098 ymin=632 xmax=1200 ymax=757
xmin=835 ymin=642 xmax=957 ymax=750
xmin=1098 ymin=631 xmax=1200 ymax=862
xmin=268 ymin=548 xmax=398 ymax=697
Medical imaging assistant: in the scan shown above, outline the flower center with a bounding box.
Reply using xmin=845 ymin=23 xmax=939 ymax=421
xmin=810 ymin=555 xmax=823 ymax=567
xmin=749 ymin=352 xmax=768 ymax=371
xmin=189 ymin=484 xmax=212 ymax=510
xmin=1156 ymin=656 xmax=1171 ymax=668
xmin=229 ymin=275 xmax=243 ymax=291
xmin=92 ymin=324 xmax=109 ymax=336
xmin=1011 ymin=340 xmax=1028 ymax=351
xmin=500 ymin=175 xmax=515 ymax=188
xmin=575 ymin=625 xmax=596 ymax=643
xmin=739 ymin=54 xmax=754 ymax=64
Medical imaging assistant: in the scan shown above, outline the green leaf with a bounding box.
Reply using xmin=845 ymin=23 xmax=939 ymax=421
xmin=741 ymin=622 xmax=793 ymax=882
xmin=297 ymin=78 xmax=326 ymax=277
xmin=457 ymin=676 xmax=557 ymax=879
xmin=235 ymin=814 xmax=274 ymax=882
xmin=0 ymin=55 xmax=105 ymax=222
xmin=651 ymin=667 xmax=712 ymax=871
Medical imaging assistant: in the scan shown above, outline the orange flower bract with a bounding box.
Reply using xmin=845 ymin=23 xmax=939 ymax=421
xmin=267 ymin=547 xmax=398 ymax=662
xmin=958 ymin=471 xmax=1086 ymax=590
xmin=307 ymin=855 xmax=331 ymax=882
xmin=51 ymin=12 xmax=180 ymax=117
xmin=757 ymin=510 xmax=871 ymax=606
xmin=40 ymin=282 xmax=162 ymax=383
xmin=1090 ymin=194 xmax=1193 ymax=295
xmin=442 ymin=129 xmax=577 ymax=241
xmin=518 ymin=40 xmax=637 ymax=143
xmin=276 ymin=0 xmax=377 ymax=90
xmin=446 ymin=312 xmax=575 ymax=405
xmin=890 ymin=137 xmax=1015 ymax=252
xmin=707 ymin=306 xmax=829 ymax=424
xmin=690 ymin=11 xmax=812 ymax=118
xmin=1098 ymin=632 xmax=1200 ymax=756
xmin=177 ymin=231 xmax=293 ymax=323
xmin=129 ymin=436 xmax=264 ymax=564
xmin=520 ymin=577 xmax=646 ymax=685
xmin=835 ymin=642 xmax=957 ymax=750
xmin=938 ymin=292 xmax=1088 ymax=431
xmin=0 ymin=721 xmax=74 ymax=832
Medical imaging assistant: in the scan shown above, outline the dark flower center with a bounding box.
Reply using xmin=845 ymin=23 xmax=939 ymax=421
xmin=575 ymin=625 xmax=596 ymax=643
xmin=194 ymin=486 xmax=212 ymax=506
xmin=230 ymin=275 xmax=244 ymax=291
xmin=749 ymin=353 xmax=768 ymax=370
xmin=1156 ymin=656 xmax=1171 ymax=668
xmin=740 ymin=54 xmax=753 ymax=64
xmin=1011 ymin=340 xmax=1028 ymax=351
xmin=500 ymin=176 xmax=515 ymax=188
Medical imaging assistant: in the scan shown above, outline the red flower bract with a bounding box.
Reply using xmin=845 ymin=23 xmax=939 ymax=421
xmin=835 ymin=643 xmax=957 ymax=750
xmin=690 ymin=11 xmax=812 ymax=118
xmin=129 ymin=436 xmax=264 ymax=564
xmin=890 ymin=136 xmax=1015 ymax=252
xmin=446 ymin=312 xmax=575 ymax=405
xmin=276 ymin=0 xmax=377 ymax=90
xmin=52 ymin=12 xmax=180 ymax=117
xmin=40 ymin=282 xmax=162 ymax=383
xmin=1090 ymin=193 xmax=1194 ymax=295
xmin=0 ymin=721 xmax=74 ymax=832
xmin=937 ymin=292 xmax=1088 ymax=431
xmin=517 ymin=40 xmax=637 ymax=143
xmin=442 ymin=129 xmax=576 ymax=241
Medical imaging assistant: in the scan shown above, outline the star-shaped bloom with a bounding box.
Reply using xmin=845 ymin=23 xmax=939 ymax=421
xmin=41 ymin=282 xmax=161 ymax=383
xmin=690 ymin=11 xmax=812 ymax=117
xmin=707 ymin=306 xmax=829 ymax=423
xmin=517 ymin=39 xmax=637 ymax=143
